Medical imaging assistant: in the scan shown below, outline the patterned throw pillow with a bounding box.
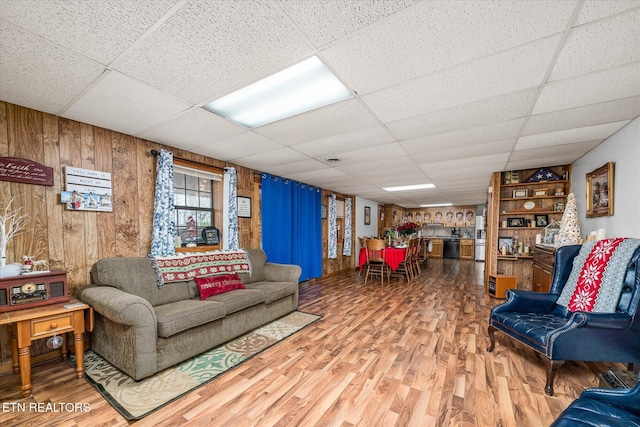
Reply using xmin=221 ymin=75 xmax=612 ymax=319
xmin=195 ymin=273 xmax=245 ymax=300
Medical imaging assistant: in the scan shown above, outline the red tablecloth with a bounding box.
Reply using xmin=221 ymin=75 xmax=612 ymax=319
xmin=358 ymin=247 xmax=407 ymax=272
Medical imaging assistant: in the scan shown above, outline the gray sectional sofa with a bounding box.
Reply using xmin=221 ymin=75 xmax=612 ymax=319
xmin=77 ymin=249 xmax=301 ymax=380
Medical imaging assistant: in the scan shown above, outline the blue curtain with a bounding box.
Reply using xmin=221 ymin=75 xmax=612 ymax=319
xmin=292 ymin=182 xmax=322 ymax=282
xmin=262 ymin=174 xmax=322 ymax=282
xmin=151 ymin=149 xmax=176 ymax=256
xmin=261 ymin=174 xmax=292 ymax=264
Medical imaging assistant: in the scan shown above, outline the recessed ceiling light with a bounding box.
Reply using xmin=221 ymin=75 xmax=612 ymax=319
xmin=420 ymin=203 xmax=453 ymax=207
xmin=202 ymin=56 xmax=352 ymax=128
xmin=383 ymin=183 xmax=436 ymax=192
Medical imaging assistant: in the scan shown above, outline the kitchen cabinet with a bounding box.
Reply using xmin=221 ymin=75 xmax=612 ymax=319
xmin=460 ymin=239 xmax=475 ymax=260
xmin=430 ymin=238 xmax=443 ymax=258
xmin=532 ymin=245 xmax=555 ymax=293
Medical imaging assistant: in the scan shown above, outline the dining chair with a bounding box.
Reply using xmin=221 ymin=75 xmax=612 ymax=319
xmin=411 ymin=237 xmax=422 ymax=277
xmin=357 ymin=236 xmax=368 ymax=278
xmin=395 ymin=238 xmax=415 ymax=282
xmin=365 ymin=238 xmax=388 ymax=287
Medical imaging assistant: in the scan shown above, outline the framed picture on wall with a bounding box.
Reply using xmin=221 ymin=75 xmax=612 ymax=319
xmin=237 ymin=196 xmax=251 ymax=218
xmin=364 ymin=206 xmax=371 ymax=225
xmin=586 ymin=162 xmax=614 ymax=218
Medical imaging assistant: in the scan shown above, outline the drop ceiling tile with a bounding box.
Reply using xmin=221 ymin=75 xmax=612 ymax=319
xmin=291 ymin=126 xmax=395 ymax=158
xmin=320 ymin=142 xmax=406 ymax=166
xmin=420 ymin=153 xmax=510 ymax=173
xmin=255 ymin=99 xmax=379 ymax=145
xmin=266 ymin=159 xmax=328 ymax=177
xmin=550 ymin=9 xmax=640 ymax=81
xmin=138 ymin=108 xmax=246 ymax=150
xmin=233 ymin=147 xmax=309 ymax=171
xmin=523 ymin=96 xmax=640 ymax=135
xmin=362 ymin=35 xmax=562 ymax=123
xmin=285 ymin=167 xmax=347 ymax=183
xmin=0 ymin=23 xmax=105 ymax=115
xmin=400 ymin=119 xmax=524 ymax=154
xmin=0 ymin=0 xmax=176 ymax=64
xmin=62 ymin=71 xmax=191 ymax=136
xmin=193 ymin=132 xmax=286 ymax=161
xmin=505 ymin=155 xmax=579 ymax=171
xmin=323 ymin=1 xmax=574 ymax=94
xmin=409 ymin=139 xmax=517 ymax=165
xmin=510 ymin=139 xmax=602 ymax=162
xmin=114 ymin=1 xmax=312 ymax=104
xmin=387 ymin=88 xmax=538 ymax=140
xmin=515 ymin=120 xmax=630 ymax=150
xmin=533 ymin=63 xmax=640 ymax=114
xmin=278 ymin=0 xmax=419 ymax=47
xmin=574 ymin=0 xmax=640 ymax=26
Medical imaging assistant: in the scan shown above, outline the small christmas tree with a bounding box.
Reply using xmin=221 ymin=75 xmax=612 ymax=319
xmin=556 ymin=193 xmax=581 ymax=246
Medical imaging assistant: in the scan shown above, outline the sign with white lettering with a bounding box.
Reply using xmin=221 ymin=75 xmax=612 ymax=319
xmin=0 ymin=157 xmax=54 ymax=186
xmin=62 ymin=166 xmax=112 ymax=212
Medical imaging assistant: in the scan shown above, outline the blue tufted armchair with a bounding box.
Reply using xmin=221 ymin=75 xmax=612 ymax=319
xmin=551 ymin=375 xmax=640 ymax=427
xmin=487 ymin=243 xmax=640 ymax=396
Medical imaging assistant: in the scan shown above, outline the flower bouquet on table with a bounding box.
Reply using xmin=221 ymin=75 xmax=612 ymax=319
xmin=396 ymin=221 xmax=419 ymax=237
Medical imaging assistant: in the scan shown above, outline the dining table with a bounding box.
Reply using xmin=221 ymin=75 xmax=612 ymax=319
xmin=358 ymin=246 xmax=407 ymax=272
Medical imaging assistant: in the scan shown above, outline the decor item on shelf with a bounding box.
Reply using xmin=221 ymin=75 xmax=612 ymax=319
xmin=0 ymin=197 xmax=30 ymax=276
xmin=396 ymin=221 xmax=419 ymax=237
xmin=544 ymin=220 xmax=562 ymax=245
xmin=498 ymin=236 xmax=514 ymax=255
xmin=507 ymin=217 xmax=525 ymax=227
xmin=556 ymin=193 xmax=581 ymax=247
xmin=512 ymin=189 xmax=527 ymax=198
xmin=535 ymin=214 xmax=549 ymax=227
xmin=533 ymin=188 xmax=548 ymax=196
xmin=526 ymin=167 xmax=562 ymax=182
xmin=586 ymin=161 xmax=614 ymax=218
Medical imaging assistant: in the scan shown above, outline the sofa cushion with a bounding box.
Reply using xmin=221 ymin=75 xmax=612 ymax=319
xmin=91 ymin=257 xmax=191 ymax=307
xmin=154 ymin=300 xmax=226 ymax=338
xmin=238 ymin=248 xmax=266 ymax=284
xmin=492 ymin=311 xmax=570 ymax=347
xmin=204 ymin=288 xmax=265 ymax=314
xmin=195 ymin=273 xmax=245 ymax=300
xmin=245 ymin=281 xmax=297 ymax=304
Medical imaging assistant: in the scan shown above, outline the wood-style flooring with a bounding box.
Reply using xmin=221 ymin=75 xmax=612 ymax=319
xmin=0 ymin=259 xmax=626 ymax=426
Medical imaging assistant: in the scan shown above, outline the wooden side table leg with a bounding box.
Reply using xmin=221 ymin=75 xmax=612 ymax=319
xmin=73 ymin=332 xmax=84 ymax=379
xmin=60 ymin=332 xmax=68 ymax=362
xmin=9 ymin=328 xmax=19 ymax=374
xmin=18 ymin=346 xmax=32 ymax=398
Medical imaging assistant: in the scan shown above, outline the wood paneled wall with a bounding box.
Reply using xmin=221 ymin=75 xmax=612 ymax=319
xmin=0 ymin=101 xmax=356 ymax=366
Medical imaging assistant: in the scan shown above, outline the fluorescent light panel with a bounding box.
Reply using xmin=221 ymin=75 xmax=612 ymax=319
xmin=383 ymin=183 xmax=436 ymax=192
xmin=420 ymin=203 xmax=453 ymax=207
xmin=203 ymin=56 xmax=352 ymax=128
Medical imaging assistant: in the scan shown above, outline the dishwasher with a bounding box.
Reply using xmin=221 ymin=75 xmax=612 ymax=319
xmin=443 ymin=238 xmax=460 ymax=259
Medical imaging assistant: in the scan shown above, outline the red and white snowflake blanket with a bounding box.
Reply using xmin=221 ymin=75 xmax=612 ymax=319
xmin=150 ymin=250 xmax=251 ymax=287
xmin=557 ymin=238 xmax=640 ymax=313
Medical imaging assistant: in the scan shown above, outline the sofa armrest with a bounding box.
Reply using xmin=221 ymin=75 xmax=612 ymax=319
xmin=492 ymin=290 xmax=559 ymax=315
xmin=580 ymin=312 xmax=633 ymax=329
xmin=580 ymin=378 xmax=640 ymax=414
xmin=264 ymin=262 xmax=302 ymax=284
xmin=77 ymin=285 xmax=157 ymax=328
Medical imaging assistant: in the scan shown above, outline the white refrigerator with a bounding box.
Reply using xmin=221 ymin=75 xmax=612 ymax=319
xmin=475 ymin=215 xmax=486 ymax=262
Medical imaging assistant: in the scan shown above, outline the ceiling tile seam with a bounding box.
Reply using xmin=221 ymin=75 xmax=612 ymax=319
xmin=505 ymin=0 xmax=585 ymax=169
xmin=131 ymin=106 xmax=204 ymax=138
xmin=545 ymin=59 xmax=640 ymax=87
xmin=56 ymin=69 xmax=112 ymax=117
xmin=107 ymin=0 xmax=188 ymax=70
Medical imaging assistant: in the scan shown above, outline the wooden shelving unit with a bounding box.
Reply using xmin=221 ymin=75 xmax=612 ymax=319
xmin=485 ymin=165 xmax=570 ymax=291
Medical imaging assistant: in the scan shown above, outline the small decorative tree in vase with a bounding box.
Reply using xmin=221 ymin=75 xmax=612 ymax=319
xmin=0 ymin=197 xmax=30 ymax=277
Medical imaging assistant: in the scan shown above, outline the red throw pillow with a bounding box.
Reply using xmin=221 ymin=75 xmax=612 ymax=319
xmin=195 ymin=273 xmax=245 ymax=300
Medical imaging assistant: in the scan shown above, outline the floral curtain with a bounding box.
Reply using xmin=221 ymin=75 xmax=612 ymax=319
xmin=223 ymin=167 xmax=238 ymax=250
xmin=343 ymin=197 xmax=352 ymax=256
xmin=151 ymin=149 xmax=176 ymax=256
xmin=328 ymin=194 xmax=337 ymax=259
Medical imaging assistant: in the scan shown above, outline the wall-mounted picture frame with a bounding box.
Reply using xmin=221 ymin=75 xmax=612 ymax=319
xmin=507 ymin=217 xmax=525 ymax=227
xmin=498 ymin=236 xmax=514 ymax=255
xmin=533 ymin=188 xmax=548 ymax=197
xmin=586 ymin=162 xmax=614 ymax=218
xmin=364 ymin=206 xmax=371 ymax=225
xmin=535 ymin=214 xmax=549 ymax=227
xmin=237 ymin=196 xmax=251 ymax=218
xmin=512 ymin=189 xmax=528 ymax=198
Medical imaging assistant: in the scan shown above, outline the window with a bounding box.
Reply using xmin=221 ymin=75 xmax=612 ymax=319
xmin=173 ymin=159 xmax=222 ymax=248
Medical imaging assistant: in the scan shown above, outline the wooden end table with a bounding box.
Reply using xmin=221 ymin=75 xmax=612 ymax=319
xmin=0 ymin=299 xmax=93 ymax=397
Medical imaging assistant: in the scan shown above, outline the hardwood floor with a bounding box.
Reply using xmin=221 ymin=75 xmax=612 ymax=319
xmin=0 ymin=259 xmax=625 ymax=426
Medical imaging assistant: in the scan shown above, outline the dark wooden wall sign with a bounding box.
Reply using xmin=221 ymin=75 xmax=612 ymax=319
xmin=0 ymin=157 xmax=54 ymax=186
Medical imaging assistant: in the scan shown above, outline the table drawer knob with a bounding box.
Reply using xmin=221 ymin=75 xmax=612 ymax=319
xmin=50 ymin=322 xmax=58 ymax=329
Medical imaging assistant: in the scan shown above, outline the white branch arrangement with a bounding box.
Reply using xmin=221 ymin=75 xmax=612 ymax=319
xmin=0 ymin=196 xmax=31 ymax=268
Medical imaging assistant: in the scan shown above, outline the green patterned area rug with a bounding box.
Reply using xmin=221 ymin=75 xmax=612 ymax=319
xmin=69 ymin=311 xmax=321 ymax=420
